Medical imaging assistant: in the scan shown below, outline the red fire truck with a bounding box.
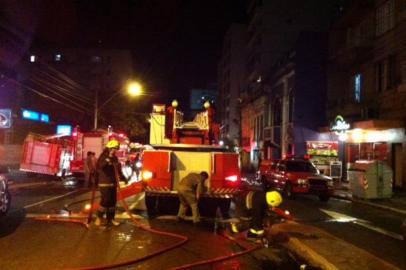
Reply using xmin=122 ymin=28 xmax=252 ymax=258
xmin=20 ymin=133 xmax=74 ymax=177
xmin=141 ymin=102 xmax=241 ymax=217
xmin=20 ymin=127 xmax=129 ymax=178
xmin=69 ymin=126 xmax=129 ymax=174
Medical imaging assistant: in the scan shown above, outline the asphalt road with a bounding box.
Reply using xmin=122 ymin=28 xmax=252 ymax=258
xmin=281 ymin=193 xmax=406 ymax=269
xmin=0 ymin=177 xmax=296 ymax=270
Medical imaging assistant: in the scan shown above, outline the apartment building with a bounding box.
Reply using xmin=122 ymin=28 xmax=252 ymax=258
xmin=327 ymin=0 xmax=406 ymax=188
xmin=218 ymin=24 xmax=247 ymax=148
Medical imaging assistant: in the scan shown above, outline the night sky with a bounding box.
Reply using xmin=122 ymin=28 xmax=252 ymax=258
xmin=30 ymin=0 xmax=247 ymax=104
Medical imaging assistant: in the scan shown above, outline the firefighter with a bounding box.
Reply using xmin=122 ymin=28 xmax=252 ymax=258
xmin=176 ymin=171 xmax=209 ymax=224
xmin=232 ymin=190 xmax=283 ymax=239
xmin=84 ymin=151 xmax=96 ymax=188
xmin=94 ymin=140 xmax=122 ymax=227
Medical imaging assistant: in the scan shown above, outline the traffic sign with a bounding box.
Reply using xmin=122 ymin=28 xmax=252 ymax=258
xmin=0 ymin=109 xmax=12 ymax=129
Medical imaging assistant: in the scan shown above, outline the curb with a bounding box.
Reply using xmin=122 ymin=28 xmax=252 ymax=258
xmin=286 ymin=237 xmax=338 ymax=270
xmin=332 ymin=193 xmax=406 ymax=215
xmin=270 ymin=221 xmax=402 ymax=270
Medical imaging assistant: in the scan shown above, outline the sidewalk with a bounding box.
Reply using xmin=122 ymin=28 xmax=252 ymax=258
xmin=333 ymin=181 xmax=406 ymax=215
xmin=268 ymin=220 xmax=402 ymax=270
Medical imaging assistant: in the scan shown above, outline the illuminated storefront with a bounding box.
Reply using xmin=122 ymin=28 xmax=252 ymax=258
xmin=337 ymin=119 xmax=405 ymax=189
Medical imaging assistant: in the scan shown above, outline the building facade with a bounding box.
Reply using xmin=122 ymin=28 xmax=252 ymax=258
xmin=239 ymin=0 xmax=344 ymax=169
xmin=218 ymin=24 xmax=247 ymax=147
xmin=327 ymin=0 xmax=406 ymax=188
xmin=268 ymin=32 xmax=328 ymax=159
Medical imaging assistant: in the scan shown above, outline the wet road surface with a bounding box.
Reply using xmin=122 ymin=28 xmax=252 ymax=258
xmin=282 ymin=194 xmax=406 ymax=269
xmin=0 ymin=178 xmax=296 ymax=270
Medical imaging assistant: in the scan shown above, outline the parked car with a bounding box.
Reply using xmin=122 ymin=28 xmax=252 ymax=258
xmin=257 ymin=159 xmax=279 ymax=189
xmin=0 ymin=167 xmax=11 ymax=216
xmin=259 ymin=157 xmax=334 ymax=201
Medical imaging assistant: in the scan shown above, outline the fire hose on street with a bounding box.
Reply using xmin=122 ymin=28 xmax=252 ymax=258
xmin=33 ymin=165 xmax=286 ymax=270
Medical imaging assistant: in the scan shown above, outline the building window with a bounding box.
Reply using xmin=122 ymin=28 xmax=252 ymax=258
xmin=376 ymin=0 xmax=395 ymax=36
xmin=272 ymin=99 xmax=282 ymax=127
xmin=347 ymin=19 xmax=373 ymax=48
xmin=30 ymin=55 xmax=36 ymax=62
xmin=376 ymin=55 xmax=396 ymax=92
xmin=258 ymin=115 xmax=264 ymax=140
xmin=55 ymin=54 xmax=62 ymax=61
xmin=354 ymin=73 xmax=362 ymax=103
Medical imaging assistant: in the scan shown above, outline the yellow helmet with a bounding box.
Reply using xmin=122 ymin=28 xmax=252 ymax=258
xmin=266 ymin=191 xmax=282 ymax=207
xmin=171 ymin=99 xmax=178 ymax=108
xmin=106 ymin=140 xmax=120 ymax=149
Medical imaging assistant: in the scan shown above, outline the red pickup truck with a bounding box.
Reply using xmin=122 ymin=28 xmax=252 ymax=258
xmin=258 ymin=158 xmax=333 ymax=201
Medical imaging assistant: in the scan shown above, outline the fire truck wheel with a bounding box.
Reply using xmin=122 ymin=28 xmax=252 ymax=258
xmin=318 ymin=194 xmax=330 ymax=202
xmin=218 ymin=199 xmax=231 ymax=219
xmin=145 ymin=194 xmax=158 ymax=217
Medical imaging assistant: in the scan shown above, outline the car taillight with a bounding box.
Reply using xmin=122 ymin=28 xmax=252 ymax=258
xmin=225 ymin=175 xmax=238 ymax=182
xmin=142 ymin=171 xmax=153 ymax=180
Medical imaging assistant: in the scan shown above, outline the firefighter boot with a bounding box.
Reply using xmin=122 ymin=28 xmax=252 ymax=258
xmin=94 ymin=217 xmax=103 ymax=226
xmin=106 ymin=207 xmax=120 ymax=226
xmin=230 ymin=222 xmax=239 ymax=234
xmin=109 ymin=219 xmax=120 ymax=226
xmin=95 ymin=209 xmax=106 ymax=226
xmin=246 ymin=228 xmax=264 ymax=240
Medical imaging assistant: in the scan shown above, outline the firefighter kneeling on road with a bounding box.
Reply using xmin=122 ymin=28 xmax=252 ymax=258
xmin=95 ymin=140 xmax=124 ymax=227
xmin=232 ymin=190 xmax=283 ymax=239
xmin=176 ymin=171 xmax=209 ymax=225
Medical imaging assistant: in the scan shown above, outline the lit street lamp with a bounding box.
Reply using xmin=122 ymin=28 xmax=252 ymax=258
xmin=94 ymin=81 xmax=143 ymax=130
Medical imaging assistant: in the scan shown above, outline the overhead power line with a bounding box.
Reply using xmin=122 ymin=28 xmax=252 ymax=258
xmin=29 ymin=78 xmax=93 ymax=112
xmin=3 ymin=74 xmax=89 ymax=114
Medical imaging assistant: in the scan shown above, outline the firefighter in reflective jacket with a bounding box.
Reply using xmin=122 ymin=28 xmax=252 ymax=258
xmin=95 ymin=140 xmax=123 ymax=226
xmin=232 ymin=190 xmax=283 ymax=239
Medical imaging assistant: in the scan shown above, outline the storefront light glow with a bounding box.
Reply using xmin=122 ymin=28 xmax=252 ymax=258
xmin=351 ymin=129 xmax=364 ymax=142
xmin=338 ymin=132 xmax=348 ymax=141
xmin=345 ymin=128 xmax=404 ymax=143
xmin=365 ymin=131 xmax=380 ymax=142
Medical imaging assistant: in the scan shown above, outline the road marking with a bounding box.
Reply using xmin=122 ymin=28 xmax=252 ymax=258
xmin=320 ymin=209 xmax=404 ymax=241
xmin=9 ymin=181 xmax=49 ymax=191
xmin=26 ymin=212 xmax=144 ymax=220
xmin=23 ymin=190 xmax=81 ymax=209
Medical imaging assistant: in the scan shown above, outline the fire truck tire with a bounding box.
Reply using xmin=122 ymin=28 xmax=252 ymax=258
xmin=218 ymin=198 xmax=231 ymax=218
xmin=318 ymin=194 xmax=330 ymax=202
xmin=145 ymin=194 xmax=158 ymax=217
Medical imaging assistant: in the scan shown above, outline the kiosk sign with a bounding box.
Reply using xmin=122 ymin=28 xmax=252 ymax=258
xmin=0 ymin=109 xmax=12 ymax=129
xmin=331 ymin=115 xmax=350 ymax=134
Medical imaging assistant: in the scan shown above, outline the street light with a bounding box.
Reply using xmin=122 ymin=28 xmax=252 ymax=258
xmin=127 ymin=82 xmax=143 ymax=96
xmin=93 ymin=81 xmax=143 ymax=130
